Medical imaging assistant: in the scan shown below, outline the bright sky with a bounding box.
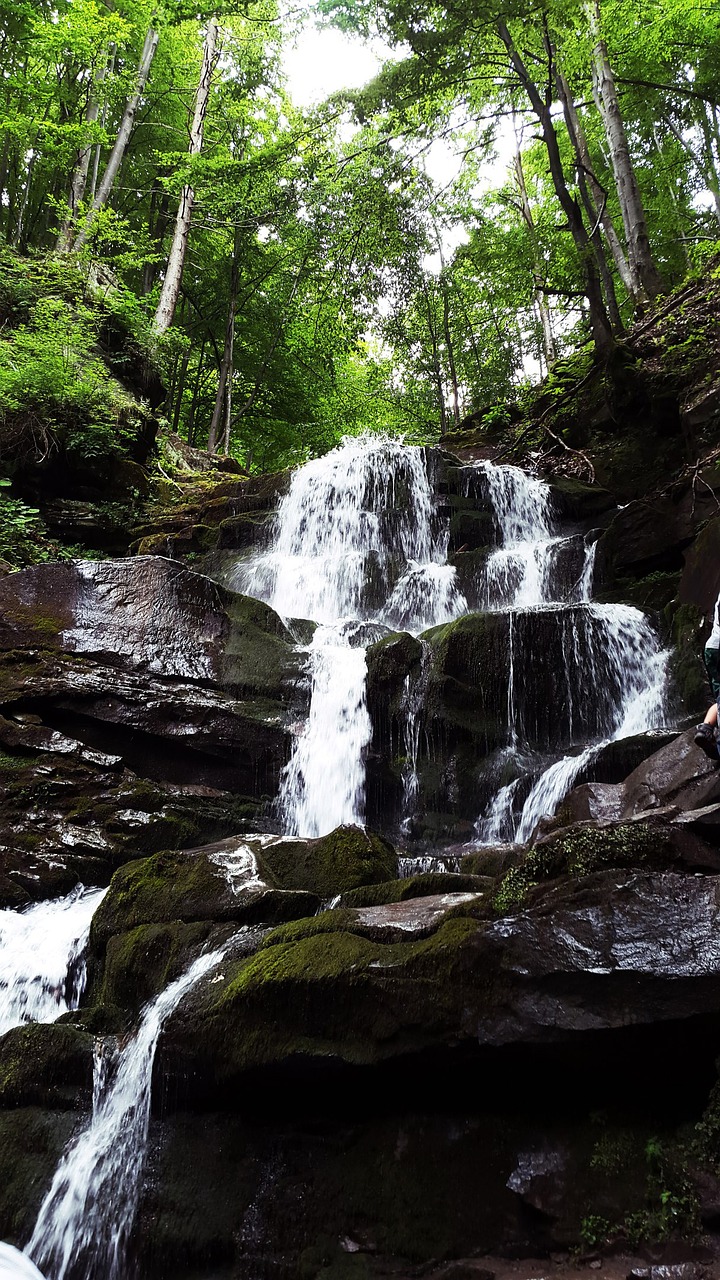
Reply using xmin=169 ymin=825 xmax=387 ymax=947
xmin=283 ymin=26 xmax=392 ymax=106
xmin=282 ymin=22 xmax=476 ymax=270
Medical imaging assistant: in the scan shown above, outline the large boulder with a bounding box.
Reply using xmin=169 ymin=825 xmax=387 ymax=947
xmin=562 ymin=728 xmax=720 ymax=828
xmin=0 ymin=558 xmax=309 ymax=893
xmin=255 ymin=826 xmax=398 ymax=899
xmin=158 ymin=865 xmax=720 ymax=1090
xmin=89 ymin=839 xmax=321 ymax=950
xmin=0 ymin=556 xmax=300 ymax=695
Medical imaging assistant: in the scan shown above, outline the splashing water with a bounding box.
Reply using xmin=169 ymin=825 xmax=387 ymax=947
xmin=0 ymin=887 xmax=107 ymax=1036
xmin=26 ymin=947 xmax=226 ymax=1280
xmin=232 ymin=436 xmax=467 ymax=836
xmin=472 ymin=463 xmax=671 ymax=843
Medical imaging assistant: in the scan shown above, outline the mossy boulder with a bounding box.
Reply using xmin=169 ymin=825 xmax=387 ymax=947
xmin=179 ymin=913 xmax=480 ymax=1079
xmin=492 ymin=819 xmax=680 ymax=914
xmin=459 ymin=846 xmax=525 ymax=878
xmin=90 ymin=843 xmax=320 ymax=950
xmin=340 ymin=872 xmax=491 ymax=909
xmin=256 ymin=826 xmax=398 ymax=899
xmin=100 ymin=920 xmax=221 ymax=1011
xmin=0 ymin=1022 xmax=93 ymax=1108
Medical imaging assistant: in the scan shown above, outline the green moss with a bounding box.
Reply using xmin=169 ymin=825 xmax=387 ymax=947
xmin=340 ymin=872 xmax=491 ymax=909
xmin=257 ymin=826 xmax=398 ymax=899
xmin=0 ymin=1022 xmax=93 ymax=1107
xmin=493 ymin=822 xmax=670 ymax=913
xmin=100 ymin=919 xmax=216 ymax=1010
xmin=91 ymin=850 xmax=231 ymax=948
xmin=0 ymin=751 xmax=34 ymax=771
xmin=203 ymin=915 xmax=481 ymax=1073
xmin=261 ymin=909 xmax=359 ymax=950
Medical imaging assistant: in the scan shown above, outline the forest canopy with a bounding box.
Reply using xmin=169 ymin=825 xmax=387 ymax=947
xmin=0 ymin=0 xmax=719 ymax=472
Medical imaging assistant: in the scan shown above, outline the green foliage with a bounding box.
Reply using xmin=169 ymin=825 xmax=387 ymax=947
xmin=493 ymin=822 xmax=667 ymax=913
xmin=0 ymin=261 xmax=143 ymax=469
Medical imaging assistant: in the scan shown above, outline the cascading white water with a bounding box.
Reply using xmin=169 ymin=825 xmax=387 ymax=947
xmin=26 ymin=947 xmax=226 ymax=1280
xmin=230 ymin=435 xmax=467 ymax=837
xmin=0 ymin=887 xmax=107 ymax=1036
xmin=474 ymin=461 xmax=671 ymax=843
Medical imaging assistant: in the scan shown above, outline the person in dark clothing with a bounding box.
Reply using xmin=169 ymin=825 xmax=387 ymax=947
xmin=694 ymin=588 xmax=720 ymax=760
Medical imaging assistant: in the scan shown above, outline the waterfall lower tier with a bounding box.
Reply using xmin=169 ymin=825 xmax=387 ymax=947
xmin=278 ymin=623 xmax=372 ymax=836
xmin=0 ymin=887 xmax=106 ymax=1036
xmin=26 ymin=947 xmax=226 ymax=1280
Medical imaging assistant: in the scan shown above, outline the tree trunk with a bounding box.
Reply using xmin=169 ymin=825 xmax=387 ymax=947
xmin=512 ymin=132 xmax=557 ymax=363
xmin=497 ymin=20 xmax=615 ymax=359
xmin=587 ymin=0 xmax=663 ymax=302
xmin=208 ymin=240 xmax=239 ymax=454
xmin=73 ymin=27 xmax=159 ymax=252
xmin=12 ymin=147 xmax=37 ymax=248
xmin=220 ymin=314 xmax=235 ymax=455
xmin=553 ymin=73 xmax=624 ymax=333
xmin=555 ymin=66 xmax=633 ymax=296
xmin=56 ymin=50 xmax=112 ymax=253
xmin=154 ymin=18 xmax=219 ymax=335
xmin=698 ymin=105 xmax=720 ymax=228
xmin=187 ymin=339 xmax=207 ymax=446
xmin=441 ymin=284 xmax=461 ymax=425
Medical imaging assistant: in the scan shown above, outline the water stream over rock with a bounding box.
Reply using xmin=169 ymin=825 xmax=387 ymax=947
xmin=26 ymin=947 xmax=226 ymax=1280
xmin=0 ymin=887 xmax=107 ymax=1036
xmin=229 ymin=439 xmax=672 ymax=845
xmin=229 ymin=436 xmax=467 ymax=836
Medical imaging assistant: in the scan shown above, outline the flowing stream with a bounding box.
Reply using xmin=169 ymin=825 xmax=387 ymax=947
xmin=26 ymin=947 xmax=226 ymax=1280
xmin=229 ymin=440 xmax=670 ymax=845
xmin=0 ymin=887 xmax=106 ymax=1036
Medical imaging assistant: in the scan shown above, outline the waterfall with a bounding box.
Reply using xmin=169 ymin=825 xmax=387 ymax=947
xmin=399 ymin=642 xmax=431 ymax=832
xmin=0 ymin=887 xmax=107 ymax=1036
xmin=26 ymin=947 xmax=225 ymax=1280
xmin=231 ymin=436 xmax=467 ymax=837
xmin=473 ymin=462 xmax=671 ymax=843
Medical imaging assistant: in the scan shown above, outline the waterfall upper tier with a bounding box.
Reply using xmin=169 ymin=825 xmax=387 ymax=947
xmin=224 ymin=437 xmax=673 ymax=846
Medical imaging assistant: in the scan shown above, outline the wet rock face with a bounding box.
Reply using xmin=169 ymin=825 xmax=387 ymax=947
xmin=0 ymin=557 xmax=308 ymax=895
xmin=561 ymin=728 xmax=720 ymax=827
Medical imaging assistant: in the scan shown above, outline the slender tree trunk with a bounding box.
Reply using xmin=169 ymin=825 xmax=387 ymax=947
xmin=154 ymin=18 xmax=219 ymax=334
xmin=208 ymin=239 xmax=240 ymax=454
xmin=441 ymin=285 xmax=461 ymax=425
xmin=187 ymin=339 xmax=207 ymax=445
xmin=0 ymin=134 xmax=10 ymax=237
xmin=651 ymin=126 xmax=692 ymax=271
xmin=12 ymin=147 xmax=37 ymax=247
xmin=420 ymin=279 xmax=447 ymax=433
xmin=497 ymin=20 xmax=614 ymax=359
xmin=512 ymin=131 xmax=557 ymax=363
xmin=698 ymin=105 xmax=720 ymax=228
xmin=587 ymin=0 xmax=663 ymax=302
xmin=553 ymin=77 xmax=624 ymax=332
xmin=56 ymin=52 xmax=112 ymax=252
xmin=73 ymin=26 xmax=159 ymax=252
xmin=220 ymin=313 xmax=235 ymax=455
xmin=555 ymin=66 xmax=633 ymax=296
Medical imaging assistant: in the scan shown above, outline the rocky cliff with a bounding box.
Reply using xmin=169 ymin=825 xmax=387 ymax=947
xmin=2 ymin=273 xmax=720 ymax=1280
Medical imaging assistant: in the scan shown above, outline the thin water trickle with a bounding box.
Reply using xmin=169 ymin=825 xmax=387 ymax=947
xmin=0 ymin=887 xmax=107 ymax=1036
